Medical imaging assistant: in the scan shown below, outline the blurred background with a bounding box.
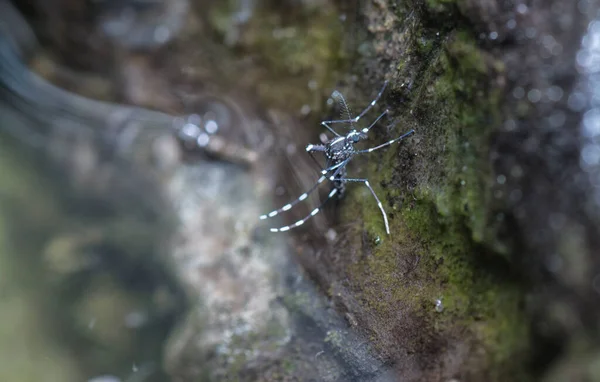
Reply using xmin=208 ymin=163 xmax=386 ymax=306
xmin=0 ymin=0 xmax=599 ymax=381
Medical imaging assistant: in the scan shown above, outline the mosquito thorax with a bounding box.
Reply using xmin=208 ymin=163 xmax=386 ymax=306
xmin=348 ymin=130 xmax=361 ymax=142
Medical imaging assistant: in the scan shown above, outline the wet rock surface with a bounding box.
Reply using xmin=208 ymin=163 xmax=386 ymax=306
xmin=0 ymin=0 xmax=599 ymax=381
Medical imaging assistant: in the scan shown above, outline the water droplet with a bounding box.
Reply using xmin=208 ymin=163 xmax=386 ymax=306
xmin=568 ymin=92 xmax=587 ymax=111
xmin=516 ymin=4 xmax=529 ymax=14
xmin=286 ymin=144 xmax=297 ymax=155
xmin=525 ymin=27 xmax=537 ymax=39
xmin=545 ymin=254 xmax=563 ymax=273
xmin=510 ymin=165 xmax=524 ymax=178
xmin=154 ymin=26 xmax=170 ymax=44
xmin=180 ymin=123 xmax=200 ymax=140
xmin=187 ymin=114 xmax=202 ymax=125
xmin=542 ymin=35 xmax=557 ymax=51
xmin=197 ymin=133 xmax=210 ymax=147
xmin=504 ymin=119 xmax=517 ymax=131
xmin=496 ymin=174 xmax=507 ymax=184
xmin=582 ymin=108 xmax=600 ymax=137
xmin=512 ymin=87 xmax=525 ymax=99
xmin=125 ymin=311 xmax=147 ymax=329
xmin=435 ymin=299 xmax=444 ymax=312
xmin=527 ymin=89 xmax=542 ymax=103
xmin=326 ymin=229 xmax=337 ymax=242
xmin=548 ymin=111 xmax=566 ymax=128
xmin=546 ymin=86 xmax=564 ymax=102
xmin=205 ymin=119 xmax=219 ymax=134
xmin=581 ymin=143 xmax=600 ymax=166
xmin=510 ymin=189 xmax=523 ymax=202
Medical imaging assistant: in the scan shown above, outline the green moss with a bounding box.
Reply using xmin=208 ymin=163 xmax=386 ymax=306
xmin=341 ymin=186 xmax=530 ymax=378
xmin=405 ymin=198 xmax=528 ymax=365
xmin=333 ymin=21 xmax=531 ymax=380
xmin=414 ymin=30 xmax=507 ymax=248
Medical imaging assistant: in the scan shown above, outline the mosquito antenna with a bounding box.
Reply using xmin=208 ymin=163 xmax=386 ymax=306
xmin=331 ymin=90 xmax=354 ymax=129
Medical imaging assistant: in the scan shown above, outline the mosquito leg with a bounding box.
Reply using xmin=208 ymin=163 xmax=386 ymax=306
xmin=357 ymin=129 xmax=414 ymax=154
xmin=259 ymin=158 xmax=350 ymax=220
xmin=360 ymin=109 xmax=389 ymax=134
xmin=342 ymin=178 xmax=390 ymax=235
xmin=320 ymin=121 xmax=342 ymax=137
xmin=269 ymin=188 xmax=338 ymax=233
xmin=320 ymin=157 xmax=349 ymax=175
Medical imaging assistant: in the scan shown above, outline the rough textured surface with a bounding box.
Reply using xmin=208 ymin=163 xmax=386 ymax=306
xmin=1 ymin=0 xmax=599 ymax=381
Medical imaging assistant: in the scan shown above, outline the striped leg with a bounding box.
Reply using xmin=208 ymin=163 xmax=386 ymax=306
xmin=321 ymin=81 xmax=388 ymax=125
xmin=321 ymin=121 xmax=342 ymax=137
xmin=269 ymin=188 xmax=338 ymax=233
xmin=259 ymin=158 xmax=350 ymax=220
xmin=321 ymin=157 xmax=349 ymax=175
xmin=357 ymin=129 xmax=414 ymax=154
xmin=342 ymin=178 xmax=390 ymax=235
xmin=360 ymin=109 xmax=389 ymax=134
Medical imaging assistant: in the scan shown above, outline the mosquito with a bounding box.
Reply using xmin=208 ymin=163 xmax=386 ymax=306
xmin=260 ymin=81 xmax=414 ymax=235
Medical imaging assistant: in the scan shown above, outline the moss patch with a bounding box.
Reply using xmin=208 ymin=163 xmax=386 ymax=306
xmin=331 ymin=13 xmax=532 ymax=380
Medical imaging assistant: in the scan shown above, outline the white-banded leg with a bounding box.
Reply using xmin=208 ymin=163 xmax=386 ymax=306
xmin=357 ymin=129 xmax=415 ymax=154
xmin=269 ymin=188 xmax=339 ymax=233
xmin=360 ymin=109 xmax=389 ymax=134
xmin=321 ymin=81 xmax=388 ymax=125
xmin=342 ymin=178 xmax=390 ymax=235
xmin=320 ymin=121 xmax=342 ymax=137
xmin=259 ymin=158 xmax=350 ymax=220
xmin=320 ymin=157 xmax=349 ymax=175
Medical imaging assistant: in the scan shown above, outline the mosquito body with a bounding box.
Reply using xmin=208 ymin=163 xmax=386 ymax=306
xmin=260 ymin=81 xmax=414 ymax=235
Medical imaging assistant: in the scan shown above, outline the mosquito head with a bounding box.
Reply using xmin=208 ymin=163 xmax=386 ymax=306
xmin=348 ymin=130 xmax=367 ymax=143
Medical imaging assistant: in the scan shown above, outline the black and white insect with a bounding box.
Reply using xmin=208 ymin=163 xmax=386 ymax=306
xmin=260 ymin=81 xmax=414 ymax=235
